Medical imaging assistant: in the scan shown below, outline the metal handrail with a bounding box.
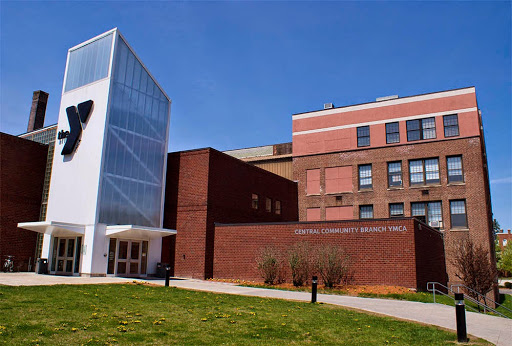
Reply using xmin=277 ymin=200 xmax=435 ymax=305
xmin=427 ymin=282 xmax=510 ymax=319
xmin=451 ymin=284 xmax=512 ymax=316
xmin=427 ymin=282 xmax=483 ymax=314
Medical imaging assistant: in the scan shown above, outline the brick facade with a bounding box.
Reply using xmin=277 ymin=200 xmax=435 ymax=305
xmin=0 ymin=133 xmax=48 ymax=271
xmin=214 ymin=218 xmax=447 ymax=290
xmin=162 ymin=148 xmax=298 ymax=279
xmin=497 ymin=230 xmax=512 ymax=249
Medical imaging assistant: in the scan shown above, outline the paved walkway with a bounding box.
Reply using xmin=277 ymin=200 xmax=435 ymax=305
xmin=1 ymin=273 xmax=511 ymax=345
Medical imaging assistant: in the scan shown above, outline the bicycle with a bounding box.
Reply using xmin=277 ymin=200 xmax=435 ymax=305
xmin=3 ymin=255 xmax=14 ymax=273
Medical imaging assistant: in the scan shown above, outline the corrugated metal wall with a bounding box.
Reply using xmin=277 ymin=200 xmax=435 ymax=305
xmin=252 ymin=159 xmax=293 ymax=180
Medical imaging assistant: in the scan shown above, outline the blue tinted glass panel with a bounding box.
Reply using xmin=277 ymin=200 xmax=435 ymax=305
xmin=99 ymin=36 xmax=170 ymax=227
xmin=65 ymin=34 xmax=113 ymax=92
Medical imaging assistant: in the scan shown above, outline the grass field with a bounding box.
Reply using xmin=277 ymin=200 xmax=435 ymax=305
xmin=0 ymin=283 xmax=485 ymax=345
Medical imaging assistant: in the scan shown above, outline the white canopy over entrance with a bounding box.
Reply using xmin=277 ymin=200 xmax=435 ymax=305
xmin=105 ymin=225 xmax=176 ymax=241
xmin=18 ymin=221 xmax=85 ymax=237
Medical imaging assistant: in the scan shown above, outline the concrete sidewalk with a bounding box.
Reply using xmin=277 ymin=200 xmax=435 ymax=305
xmin=1 ymin=273 xmax=511 ymax=345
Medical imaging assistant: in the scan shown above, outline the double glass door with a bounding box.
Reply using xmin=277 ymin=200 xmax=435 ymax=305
xmin=51 ymin=237 xmax=81 ymax=275
xmin=107 ymin=239 xmax=148 ymax=277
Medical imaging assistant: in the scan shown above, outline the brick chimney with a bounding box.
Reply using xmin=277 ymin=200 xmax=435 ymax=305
xmin=27 ymin=90 xmax=49 ymax=132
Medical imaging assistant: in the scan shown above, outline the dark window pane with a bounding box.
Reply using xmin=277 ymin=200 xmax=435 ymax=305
xmin=450 ymin=200 xmax=467 ymax=228
xmin=447 ymin=156 xmax=464 ymax=183
xmin=389 ymin=203 xmax=404 ymax=217
xmin=360 ymin=205 xmax=373 ymax=219
xmin=388 ymin=162 xmax=402 ymax=187
xmin=357 ymin=126 xmax=370 ymax=147
xmin=444 ymin=115 xmax=460 ymax=137
xmin=407 ymin=120 xmax=420 ymax=130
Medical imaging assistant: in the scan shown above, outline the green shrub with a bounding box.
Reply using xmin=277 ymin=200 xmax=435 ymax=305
xmin=287 ymin=242 xmax=312 ymax=287
xmin=315 ymin=244 xmax=351 ymax=288
xmin=505 ymin=282 xmax=512 ymax=289
xmin=256 ymin=246 xmax=284 ymax=285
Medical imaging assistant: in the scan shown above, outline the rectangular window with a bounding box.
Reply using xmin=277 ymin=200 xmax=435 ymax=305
xmin=411 ymin=201 xmax=443 ymax=227
xmin=306 ymin=208 xmax=321 ymax=221
xmin=275 ymin=200 xmax=281 ymax=215
xmin=443 ymin=114 xmax=459 ymax=137
xmin=306 ymin=169 xmax=321 ymax=195
xmin=252 ymin=194 xmax=259 ymax=210
xmin=358 ymin=164 xmax=372 ymax=190
xmin=266 ymin=197 xmax=272 ymax=212
xmin=389 ymin=203 xmax=404 ymax=217
xmin=357 ymin=126 xmax=370 ymax=147
xmin=447 ymin=156 xmax=464 ymax=183
xmin=406 ymin=117 xmax=436 ymax=141
xmin=409 ymin=158 xmax=439 ymax=185
xmin=386 ymin=122 xmax=400 ymax=144
xmin=359 ymin=205 xmax=374 ymax=219
xmin=387 ymin=161 xmax=402 ymax=187
xmin=450 ymin=200 xmax=467 ymax=228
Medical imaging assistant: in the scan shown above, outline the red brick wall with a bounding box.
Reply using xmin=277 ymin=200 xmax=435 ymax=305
xmin=163 ymin=148 xmax=298 ymax=279
xmin=414 ymin=223 xmax=448 ymax=291
xmin=293 ymin=137 xmax=494 ymax=286
xmin=0 ymin=133 xmax=48 ymax=271
xmin=214 ymin=218 xmax=447 ymax=290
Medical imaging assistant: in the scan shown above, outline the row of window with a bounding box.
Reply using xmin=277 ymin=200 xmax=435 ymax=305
xmin=357 ymin=114 xmax=460 ymax=147
xmin=252 ymin=194 xmax=281 ymax=214
xmin=358 ymin=155 xmax=463 ymax=190
xmin=357 ymin=200 xmax=468 ymax=228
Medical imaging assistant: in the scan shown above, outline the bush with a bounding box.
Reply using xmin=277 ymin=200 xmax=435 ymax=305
xmin=498 ymin=244 xmax=512 ymax=277
xmin=505 ymin=282 xmax=512 ymax=289
xmin=256 ymin=246 xmax=284 ymax=285
xmin=287 ymin=242 xmax=312 ymax=287
xmin=315 ymin=244 xmax=351 ymax=288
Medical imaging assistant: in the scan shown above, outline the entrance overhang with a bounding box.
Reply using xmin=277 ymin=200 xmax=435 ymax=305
xmin=17 ymin=221 xmax=85 ymax=237
xmin=105 ymin=225 xmax=176 ymax=240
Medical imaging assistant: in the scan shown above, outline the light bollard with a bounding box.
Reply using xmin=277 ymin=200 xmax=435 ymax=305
xmin=311 ymin=276 xmax=318 ymax=303
xmin=454 ymin=293 xmax=468 ymax=343
xmin=165 ymin=266 xmax=171 ymax=287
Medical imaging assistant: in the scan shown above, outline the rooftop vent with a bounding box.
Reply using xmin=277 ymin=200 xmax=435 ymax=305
xmin=376 ymin=95 xmax=399 ymax=102
xmin=324 ymin=103 xmax=334 ymax=110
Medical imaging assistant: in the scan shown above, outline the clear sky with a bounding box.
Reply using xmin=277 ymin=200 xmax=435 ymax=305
xmin=1 ymin=1 xmax=511 ymax=230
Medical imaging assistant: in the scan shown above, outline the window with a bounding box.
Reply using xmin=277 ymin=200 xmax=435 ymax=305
xmin=406 ymin=117 xmax=436 ymax=141
xmin=325 ymin=166 xmax=352 ymax=193
xmin=443 ymin=114 xmax=459 ymax=137
xmin=389 ymin=203 xmax=404 ymax=217
xmin=266 ymin=198 xmax=272 ymax=212
xmin=386 ymin=122 xmax=400 ymax=144
xmin=504 ymin=239 xmax=508 ymax=247
xmin=275 ymin=200 xmax=281 ymax=215
xmin=450 ymin=200 xmax=467 ymax=228
xmin=359 ymin=205 xmax=373 ymax=219
xmin=306 ymin=169 xmax=321 ymax=195
xmin=357 ymin=126 xmax=370 ymax=147
xmin=251 ymin=194 xmax=259 ymax=210
xmin=387 ymin=161 xmax=402 ymax=187
xmin=306 ymin=208 xmax=321 ymax=221
xmin=411 ymin=201 xmax=443 ymax=227
xmin=447 ymin=156 xmax=464 ymax=183
xmin=358 ymin=164 xmax=372 ymax=190
xmin=409 ymin=158 xmax=439 ymax=185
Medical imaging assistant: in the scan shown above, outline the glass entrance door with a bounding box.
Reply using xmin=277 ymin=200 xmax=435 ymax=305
xmin=55 ymin=238 xmax=75 ymax=275
xmin=116 ymin=240 xmax=142 ymax=276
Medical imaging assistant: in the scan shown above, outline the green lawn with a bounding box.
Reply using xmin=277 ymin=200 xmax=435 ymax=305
xmin=0 ymin=283 xmax=486 ymax=345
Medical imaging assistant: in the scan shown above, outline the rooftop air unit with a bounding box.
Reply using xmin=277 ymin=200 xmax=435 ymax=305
xmin=324 ymin=103 xmax=334 ymax=110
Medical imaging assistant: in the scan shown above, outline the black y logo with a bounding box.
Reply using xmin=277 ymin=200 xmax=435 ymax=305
xmin=61 ymin=100 xmax=93 ymax=155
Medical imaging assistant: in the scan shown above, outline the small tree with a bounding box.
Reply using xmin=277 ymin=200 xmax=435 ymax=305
xmin=498 ymin=244 xmax=512 ymax=277
xmin=287 ymin=242 xmax=312 ymax=287
xmin=315 ymin=244 xmax=351 ymax=288
xmin=451 ymin=238 xmax=497 ymax=307
xmin=256 ymin=246 xmax=284 ymax=285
